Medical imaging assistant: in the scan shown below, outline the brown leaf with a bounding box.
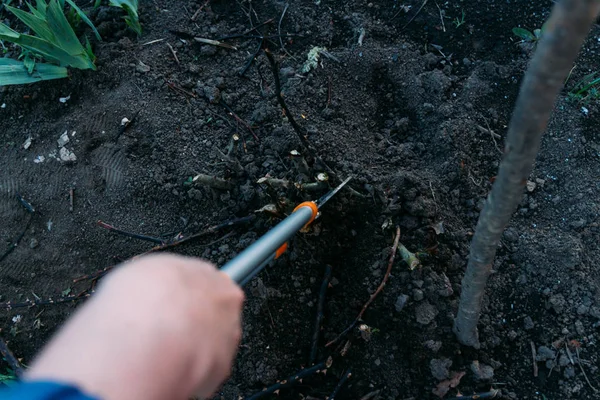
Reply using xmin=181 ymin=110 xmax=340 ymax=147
xmin=432 ymin=371 xmax=466 ymax=398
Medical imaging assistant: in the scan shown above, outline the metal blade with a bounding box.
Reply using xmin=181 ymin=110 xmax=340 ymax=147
xmin=315 ymin=176 xmax=352 ymax=209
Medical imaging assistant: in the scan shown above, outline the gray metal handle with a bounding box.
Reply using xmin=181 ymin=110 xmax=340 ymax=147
xmin=220 ymin=206 xmax=314 ymax=285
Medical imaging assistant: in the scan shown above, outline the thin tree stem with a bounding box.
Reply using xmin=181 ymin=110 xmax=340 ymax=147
xmin=454 ymin=0 xmax=600 ymax=347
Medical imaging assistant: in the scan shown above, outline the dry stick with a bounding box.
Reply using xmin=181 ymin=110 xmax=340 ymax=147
xmin=278 ymin=3 xmax=295 ymax=60
xmin=530 ymin=341 xmax=539 ymax=377
xmin=245 ymin=358 xmax=332 ymax=400
xmin=446 ymin=390 xmax=500 ymax=400
xmin=219 ymin=101 xmax=260 ymax=142
xmin=96 ymin=220 xmax=165 ymax=245
xmin=326 ymin=226 xmax=401 ymax=347
xmin=73 ymin=216 xmax=256 ymax=283
xmin=575 ymin=346 xmax=598 ymax=393
xmin=166 ymin=42 xmax=180 ymax=64
xmin=453 ymin=0 xmax=600 ymax=348
xmin=264 ymin=49 xmax=338 ymax=181
xmin=192 ymin=173 xmax=235 ymax=190
xmin=191 ymin=0 xmax=210 ymax=21
xmin=0 ymin=292 xmax=92 ymax=311
xmin=309 ymin=264 xmax=332 ymax=364
xmin=264 ymin=49 xmax=311 ymax=152
xmin=329 ymin=368 xmax=351 ymax=400
xmin=0 ymin=334 xmax=23 ymax=376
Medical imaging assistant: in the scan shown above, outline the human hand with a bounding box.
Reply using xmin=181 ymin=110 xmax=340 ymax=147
xmin=26 ymin=254 xmax=244 ymax=400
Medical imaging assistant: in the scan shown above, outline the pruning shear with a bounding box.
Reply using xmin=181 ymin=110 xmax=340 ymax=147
xmin=221 ymin=177 xmax=352 ymax=286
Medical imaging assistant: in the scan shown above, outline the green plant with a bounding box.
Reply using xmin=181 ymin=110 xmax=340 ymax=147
xmin=512 ymin=27 xmax=542 ymax=43
xmin=453 ymin=10 xmax=466 ymax=28
xmin=109 ymin=0 xmax=140 ymax=36
xmin=0 ymin=0 xmax=99 ymax=85
xmin=568 ymin=72 xmax=600 ymax=103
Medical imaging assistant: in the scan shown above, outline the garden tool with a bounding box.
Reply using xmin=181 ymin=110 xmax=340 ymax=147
xmin=221 ymin=176 xmax=352 ymax=286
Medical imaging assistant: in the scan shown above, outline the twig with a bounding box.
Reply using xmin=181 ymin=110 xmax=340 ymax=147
xmin=530 ymin=341 xmax=538 ymax=377
xmin=278 ymin=3 xmax=295 ymax=60
xmin=446 ymin=390 xmax=500 ymax=400
xmin=166 ymin=42 xmax=180 ymax=64
xmin=239 ymin=38 xmax=264 ymax=77
xmin=0 ymin=292 xmax=92 ymax=311
xmin=264 ymin=49 xmax=311 ymax=151
xmin=329 ymin=368 xmax=351 ymax=400
xmin=219 ymin=101 xmax=260 ymax=142
xmin=399 ymin=242 xmax=420 ymax=270
xmin=575 ymin=346 xmax=598 ymax=393
xmin=166 ymin=80 xmax=197 ymax=99
xmin=435 ymin=2 xmax=446 ymax=32
xmin=453 ymin=0 xmax=600 ymax=348
xmin=96 ymin=220 xmax=165 ymax=245
xmin=142 ymin=38 xmax=165 ymax=46
xmin=73 ymin=215 xmax=256 ymax=283
xmin=326 ymin=226 xmax=401 ymax=347
xmin=401 ymin=0 xmax=429 ymax=30
xmin=0 ymin=334 xmax=23 ymax=376
xmin=191 ymin=0 xmax=210 ymax=21
xmin=309 ymin=265 xmax=332 ymax=364
xmin=194 ymin=37 xmax=237 ymax=50
xmin=192 ymin=173 xmax=235 ymax=190
xmin=245 ymin=358 xmax=333 ymax=400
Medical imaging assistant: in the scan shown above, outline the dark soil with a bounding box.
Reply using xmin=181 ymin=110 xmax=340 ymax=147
xmin=1 ymin=0 xmax=600 ymax=399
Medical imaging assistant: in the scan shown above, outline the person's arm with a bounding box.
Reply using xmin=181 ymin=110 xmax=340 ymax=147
xmin=20 ymin=254 xmax=244 ymax=400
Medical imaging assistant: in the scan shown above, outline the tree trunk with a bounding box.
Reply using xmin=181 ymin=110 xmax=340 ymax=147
xmin=454 ymin=0 xmax=600 ymax=348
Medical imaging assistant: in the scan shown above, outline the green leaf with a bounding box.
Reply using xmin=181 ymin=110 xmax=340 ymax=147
xmin=46 ymin=0 xmax=84 ymax=56
xmin=94 ymin=0 xmax=101 ymax=8
xmin=5 ymin=4 xmax=55 ymax=42
xmin=0 ymin=57 xmax=68 ymax=85
xmin=533 ymin=28 xmax=542 ymax=39
xmin=512 ymin=27 xmax=535 ymax=41
xmin=65 ymin=0 xmax=102 ymax=41
xmin=23 ymin=53 xmax=36 ymax=73
xmin=61 ymin=287 xmax=71 ymax=296
xmin=109 ymin=0 xmax=141 ymax=35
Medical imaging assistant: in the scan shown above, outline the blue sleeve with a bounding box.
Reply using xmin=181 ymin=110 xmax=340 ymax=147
xmin=0 ymin=381 xmax=99 ymax=400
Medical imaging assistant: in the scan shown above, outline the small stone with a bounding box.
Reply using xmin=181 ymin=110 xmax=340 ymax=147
xmin=374 ymin=358 xmax=381 ymax=366
xmin=470 ymin=361 xmax=494 ymax=381
xmin=218 ymin=244 xmax=230 ymax=254
xmin=395 ymin=294 xmax=409 ymax=312
xmin=57 ymin=131 xmax=70 ymax=147
xmin=563 ymin=365 xmax=575 ymax=379
xmin=524 ymin=316 xmax=534 ymax=330
xmin=415 ymin=302 xmax=438 ymax=325
xmin=535 ymin=178 xmax=545 ymax=187
xmin=413 ymin=288 xmax=424 ymax=301
xmin=536 ymin=346 xmax=556 ymax=362
xmin=577 ymin=304 xmax=589 ymax=315
xmin=559 ymin=354 xmax=570 ymax=367
xmin=508 ymin=330 xmax=518 ymax=341
xmin=424 ymin=340 xmax=442 ymax=352
xmin=29 ymin=238 xmax=39 ymax=249
xmin=136 ymin=60 xmax=150 ymax=73
xmin=430 ymin=358 xmax=452 ymax=380
xmin=526 ymin=180 xmax=536 ymax=192
xmin=59 ymin=147 xmax=77 ymax=162
xmin=575 ymin=320 xmax=585 ymax=336
xmin=548 ymin=294 xmax=566 ymax=313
